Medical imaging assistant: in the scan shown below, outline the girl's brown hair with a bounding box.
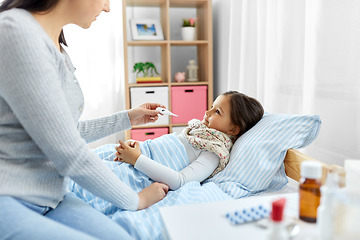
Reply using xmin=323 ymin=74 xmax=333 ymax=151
xmin=0 ymin=0 xmax=67 ymax=46
xmin=223 ymin=91 xmax=264 ymax=139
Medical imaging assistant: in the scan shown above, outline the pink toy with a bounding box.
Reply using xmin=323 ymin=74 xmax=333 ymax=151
xmin=174 ymin=72 xmax=185 ymax=82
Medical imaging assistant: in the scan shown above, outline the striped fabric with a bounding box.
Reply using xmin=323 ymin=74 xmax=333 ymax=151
xmin=69 ymin=133 xmax=232 ymax=239
xmin=69 ymin=114 xmax=320 ymax=238
xmin=206 ymin=113 xmax=322 ymax=198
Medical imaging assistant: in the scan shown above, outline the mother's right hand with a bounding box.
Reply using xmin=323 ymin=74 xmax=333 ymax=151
xmin=128 ymin=102 xmax=165 ymax=126
xmin=137 ymin=182 xmax=169 ymax=210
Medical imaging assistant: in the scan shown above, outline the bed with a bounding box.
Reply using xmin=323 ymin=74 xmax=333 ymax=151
xmin=284 ymin=148 xmax=344 ymax=186
xmin=69 ymin=113 xmax=344 ymax=240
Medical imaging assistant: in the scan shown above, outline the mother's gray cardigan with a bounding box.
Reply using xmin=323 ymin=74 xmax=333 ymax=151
xmin=0 ymin=8 xmax=138 ymax=210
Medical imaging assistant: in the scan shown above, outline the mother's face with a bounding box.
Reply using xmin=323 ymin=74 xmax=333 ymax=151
xmin=65 ymin=0 xmax=110 ymax=29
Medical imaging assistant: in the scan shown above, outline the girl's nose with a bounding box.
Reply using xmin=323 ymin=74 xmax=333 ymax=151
xmin=205 ymin=109 xmax=211 ymax=116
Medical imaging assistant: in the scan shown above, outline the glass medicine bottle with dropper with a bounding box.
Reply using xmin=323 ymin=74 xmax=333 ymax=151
xmin=299 ymin=161 xmax=322 ymax=223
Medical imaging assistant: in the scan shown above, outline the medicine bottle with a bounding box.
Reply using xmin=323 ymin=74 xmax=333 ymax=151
xmin=299 ymin=161 xmax=322 ymax=223
xmin=317 ymin=171 xmax=338 ymax=240
xmin=267 ymin=198 xmax=288 ymax=240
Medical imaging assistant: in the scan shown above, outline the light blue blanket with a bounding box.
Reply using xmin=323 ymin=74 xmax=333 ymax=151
xmin=68 ymin=133 xmax=233 ymax=239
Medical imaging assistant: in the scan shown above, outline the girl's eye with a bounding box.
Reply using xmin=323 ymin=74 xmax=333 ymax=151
xmin=216 ymin=110 xmax=220 ymax=115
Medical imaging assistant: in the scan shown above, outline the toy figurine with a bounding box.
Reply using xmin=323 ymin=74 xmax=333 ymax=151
xmin=132 ymin=62 xmax=146 ymax=78
xmin=133 ymin=62 xmax=160 ymax=77
xmin=174 ymin=72 xmax=185 ymax=82
xmin=144 ymin=62 xmax=160 ymax=77
xmin=133 ymin=62 xmax=161 ymax=83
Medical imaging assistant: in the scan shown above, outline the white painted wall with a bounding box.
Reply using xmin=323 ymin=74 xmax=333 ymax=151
xmin=212 ymin=0 xmax=232 ymax=99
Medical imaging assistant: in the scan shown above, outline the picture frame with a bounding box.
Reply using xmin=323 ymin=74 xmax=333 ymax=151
xmin=130 ymin=19 xmax=164 ymax=41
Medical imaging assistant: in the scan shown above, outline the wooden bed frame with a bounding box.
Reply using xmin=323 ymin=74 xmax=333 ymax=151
xmin=284 ymin=149 xmax=345 ymax=185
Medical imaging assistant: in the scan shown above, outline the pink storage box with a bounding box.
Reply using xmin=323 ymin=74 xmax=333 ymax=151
xmin=131 ymin=128 xmax=168 ymax=141
xmin=171 ymin=86 xmax=207 ymax=124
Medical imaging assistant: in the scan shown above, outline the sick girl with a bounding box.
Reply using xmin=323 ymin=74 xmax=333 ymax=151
xmin=115 ymin=91 xmax=264 ymax=190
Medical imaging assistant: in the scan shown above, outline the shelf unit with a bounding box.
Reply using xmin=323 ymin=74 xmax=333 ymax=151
xmin=122 ymin=0 xmax=213 ymax=140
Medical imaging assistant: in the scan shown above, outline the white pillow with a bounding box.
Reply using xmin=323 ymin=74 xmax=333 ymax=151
xmin=205 ymin=113 xmax=321 ymax=198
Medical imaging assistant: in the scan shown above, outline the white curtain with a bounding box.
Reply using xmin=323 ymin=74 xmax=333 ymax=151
xmin=227 ymin=0 xmax=360 ymax=166
xmin=63 ymin=0 xmax=125 ymax=149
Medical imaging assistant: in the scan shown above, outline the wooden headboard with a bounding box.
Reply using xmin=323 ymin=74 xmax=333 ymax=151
xmin=284 ymin=149 xmax=345 ymax=185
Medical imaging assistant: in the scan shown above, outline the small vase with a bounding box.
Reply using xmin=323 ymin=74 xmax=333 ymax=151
xmin=181 ymin=27 xmax=197 ymax=41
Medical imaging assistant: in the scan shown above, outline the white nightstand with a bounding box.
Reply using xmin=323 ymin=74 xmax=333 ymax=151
xmin=159 ymin=192 xmax=317 ymax=240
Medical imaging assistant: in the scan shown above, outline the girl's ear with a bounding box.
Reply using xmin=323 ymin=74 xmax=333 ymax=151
xmin=228 ymin=125 xmax=240 ymax=136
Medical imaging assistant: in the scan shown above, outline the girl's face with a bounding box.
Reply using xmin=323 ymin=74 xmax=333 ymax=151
xmin=65 ymin=0 xmax=110 ymax=29
xmin=203 ymin=95 xmax=239 ymax=135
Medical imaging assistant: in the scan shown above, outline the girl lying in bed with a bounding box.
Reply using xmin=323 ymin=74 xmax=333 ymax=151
xmin=114 ymin=91 xmax=264 ymax=190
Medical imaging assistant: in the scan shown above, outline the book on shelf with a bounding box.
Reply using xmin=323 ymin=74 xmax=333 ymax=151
xmin=136 ymin=77 xmax=162 ymax=83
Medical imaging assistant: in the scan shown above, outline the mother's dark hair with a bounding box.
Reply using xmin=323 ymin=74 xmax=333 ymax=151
xmin=0 ymin=0 xmax=67 ymax=46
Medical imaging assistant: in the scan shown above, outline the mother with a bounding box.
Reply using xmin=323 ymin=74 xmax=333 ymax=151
xmin=0 ymin=0 xmax=168 ymax=239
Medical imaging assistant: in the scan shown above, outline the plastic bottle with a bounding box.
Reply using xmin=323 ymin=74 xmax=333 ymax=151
xmin=267 ymin=198 xmax=288 ymax=240
xmin=317 ymin=171 xmax=338 ymax=240
xmin=299 ymin=161 xmax=322 ymax=223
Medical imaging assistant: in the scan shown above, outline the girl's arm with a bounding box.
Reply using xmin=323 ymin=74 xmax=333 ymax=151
xmin=115 ymin=140 xmax=220 ymax=190
xmin=136 ymin=152 xmax=219 ymax=190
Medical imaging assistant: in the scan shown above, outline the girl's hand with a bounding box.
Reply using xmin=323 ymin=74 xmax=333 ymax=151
xmin=137 ymin=182 xmax=169 ymax=210
xmin=128 ymin=102 xmax=166 ymax=126
xmin=114 ymin=140 xmax=134 ymax=161
xmin=115 ymin=140 xmax=141 ymax=166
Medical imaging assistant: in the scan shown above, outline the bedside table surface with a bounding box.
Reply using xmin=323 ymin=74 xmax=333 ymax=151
xmin=159 ymin=192 xmax=317 ymax=240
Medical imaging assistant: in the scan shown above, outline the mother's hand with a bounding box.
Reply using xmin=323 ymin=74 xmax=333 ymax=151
xmin=128 ymin=102 xmax=166 ymax=126
xmin=137 ymin=182 xmax=169 ymax=210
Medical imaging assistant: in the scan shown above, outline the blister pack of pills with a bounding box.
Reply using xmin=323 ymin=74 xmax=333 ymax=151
xmin=225 ymin=205 xmax=270 ymax=225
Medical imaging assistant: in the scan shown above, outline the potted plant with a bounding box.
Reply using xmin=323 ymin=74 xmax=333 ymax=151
xmin=181 ymin=17 xmax=198 ymax=41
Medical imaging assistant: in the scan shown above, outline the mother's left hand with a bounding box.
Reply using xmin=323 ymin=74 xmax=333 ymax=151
xmin=128 ymin=102 xmax=166 ymax=126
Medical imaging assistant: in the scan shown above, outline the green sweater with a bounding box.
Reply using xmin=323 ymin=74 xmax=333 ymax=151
xmin=0 ymin=8 xmax=138 ymax=210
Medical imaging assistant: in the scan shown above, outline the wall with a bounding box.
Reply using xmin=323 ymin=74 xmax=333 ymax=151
xmin=212 ymin=0 xmax=231 ymax=99
xmin=64 ymin=0 xmax=125 ymax=149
